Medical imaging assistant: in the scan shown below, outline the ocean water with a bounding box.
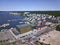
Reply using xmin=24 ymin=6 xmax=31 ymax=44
xmin=0 ymin=11 xmax=25 ymax=30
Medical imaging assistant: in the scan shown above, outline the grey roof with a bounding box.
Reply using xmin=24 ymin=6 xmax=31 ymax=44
xmin=16 ymin=24 xmax=31 ymax=28
xmin=12 ymin=28 xmax=20 ymax=35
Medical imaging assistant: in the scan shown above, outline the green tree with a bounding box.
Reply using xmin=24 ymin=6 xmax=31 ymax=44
xmin=56 ymin=25 xmax=60 ymax=31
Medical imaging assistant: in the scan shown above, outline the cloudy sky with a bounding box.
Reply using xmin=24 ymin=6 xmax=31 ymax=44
xmin=0 ymin=0 xmax=60 ymax=11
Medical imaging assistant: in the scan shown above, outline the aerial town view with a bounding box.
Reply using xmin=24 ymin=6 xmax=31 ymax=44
xmin=0 ymin=0 xmax=60 ymax=45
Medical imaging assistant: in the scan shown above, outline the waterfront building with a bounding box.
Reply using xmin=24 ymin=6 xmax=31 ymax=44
xmin=16 ymin=24 xmax=32 ymax=34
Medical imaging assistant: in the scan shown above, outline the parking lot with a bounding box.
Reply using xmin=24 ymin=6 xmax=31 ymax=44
xmin=38 ymin=30 xmax=60 ymax=45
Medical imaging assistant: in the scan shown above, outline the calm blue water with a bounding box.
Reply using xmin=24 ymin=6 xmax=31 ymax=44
xmin=0 ymin=12 xmax=25 ymax=30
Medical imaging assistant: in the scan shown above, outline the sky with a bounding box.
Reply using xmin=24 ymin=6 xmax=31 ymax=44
xmin=0 ymin=0 xmax=60 ymax=11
